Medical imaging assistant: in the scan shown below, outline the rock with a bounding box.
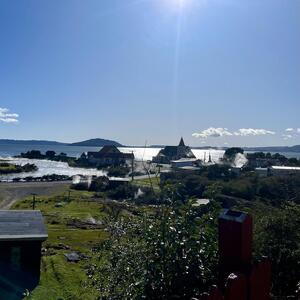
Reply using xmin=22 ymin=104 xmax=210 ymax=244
xmin=52 ymin=243 xmax=70 ymax=250
xmin=65 ymin=252 xmax=80 ymax=262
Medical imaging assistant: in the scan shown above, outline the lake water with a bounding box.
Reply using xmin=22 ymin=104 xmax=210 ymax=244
xmin=0 ymin=144 xmax=299 ymax=181
xmin=0 ymin=144 xmax=225 ymax=181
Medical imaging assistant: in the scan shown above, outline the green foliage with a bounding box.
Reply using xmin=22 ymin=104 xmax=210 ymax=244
xmin=224 ymin=147 xmax=244 ymax=159
xmin=257 ymin=175 xmax=300 ymax=205
xmin=134 ymin=187 xmax=158 ymax=205
xmin=89 ymin=176 xmax=109 ymax=192
xmin=45 ymin=150 xmax=56 ymax=159
xmin=106 ymin=183 xmax=137 ymax=200
xmin=247 ymin=152 xmax=300 ymax=166
xmin=21 ymin=150 xmax=44 ymax=159
xmin=106 ymin=165 xmax=130 ymax=177
xmin=203 ymin=182 xmax=223 ymax=200
xmin=91 ymin=203 xmax=219 ymax=299
xmin=254 ymin=203 xmax=300 ymax=297
xmin=222 ymin=179 xmax=256 ymax=200
xmin=0 ymin=162 xmax=37 ymax=174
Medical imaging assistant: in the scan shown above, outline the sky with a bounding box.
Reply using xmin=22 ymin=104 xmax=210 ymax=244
xmin=0 ymin=0 xmax=299 ymax=147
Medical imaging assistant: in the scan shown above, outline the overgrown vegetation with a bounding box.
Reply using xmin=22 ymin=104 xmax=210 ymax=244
xmin=89 ymin=202 xmax=220 ymax=299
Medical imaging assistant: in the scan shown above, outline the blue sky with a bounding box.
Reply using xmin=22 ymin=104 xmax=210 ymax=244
xmin=0 ymin=0 xmax=299 ymax=147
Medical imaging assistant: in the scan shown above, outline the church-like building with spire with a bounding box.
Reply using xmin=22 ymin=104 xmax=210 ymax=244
xmin=152 ymin=138 xmax=196 ymax=164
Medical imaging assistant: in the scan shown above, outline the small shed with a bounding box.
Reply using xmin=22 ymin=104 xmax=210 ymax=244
xmin=0 ymin=210 xmax=48 ymax=297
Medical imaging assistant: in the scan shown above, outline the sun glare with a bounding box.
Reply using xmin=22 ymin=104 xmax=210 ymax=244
xmin=162 ymin=0 xmax=191 ymax=13
xmin=176 ymin=0 xmax=185 ymax=7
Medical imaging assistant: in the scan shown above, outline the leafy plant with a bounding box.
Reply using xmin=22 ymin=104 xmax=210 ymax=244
xmin=89 ymin=202 xmax=219 ymax=299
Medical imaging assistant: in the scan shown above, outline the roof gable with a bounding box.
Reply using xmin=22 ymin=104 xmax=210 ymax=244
xmin=99 ymin=145 xmax=120 ymax=155
xmin=179 ymin=137 xmax=185 ymax=147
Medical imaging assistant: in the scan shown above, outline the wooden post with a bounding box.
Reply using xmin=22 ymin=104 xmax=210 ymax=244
xmin=218 ymin=210 xmax=253 ymax=285
xmin=131 ymin=151 xmax=134 ymax=181
xmin=32 ymin=194 xmax=37 ymax=210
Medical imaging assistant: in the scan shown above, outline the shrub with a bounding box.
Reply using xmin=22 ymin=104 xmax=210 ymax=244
xmin=90 ymin=203 xmax=219 ymax=299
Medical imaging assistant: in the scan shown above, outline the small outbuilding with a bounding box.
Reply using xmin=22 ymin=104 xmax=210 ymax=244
xmin=0 ymin=210 xmax=48 ymax=298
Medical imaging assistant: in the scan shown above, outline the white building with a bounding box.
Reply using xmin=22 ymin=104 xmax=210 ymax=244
xmin=171 ymin=158 xmax=200 ymax=169
xmin=255 ymin=166 xmax=300 ymax=177
xmin=270 ymin=166 xmax=300 ymax=176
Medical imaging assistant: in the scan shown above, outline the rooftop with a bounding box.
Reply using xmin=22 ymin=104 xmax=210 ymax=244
xmin=0 ymin=210 xmax=48 ymax=242
xmin=271 ymin=166 xmax=300 ymax=171
xmin=171 ymin=158 xmax=199 ymax=163
xmin=219 ymin=209 xmax=249 ymax=223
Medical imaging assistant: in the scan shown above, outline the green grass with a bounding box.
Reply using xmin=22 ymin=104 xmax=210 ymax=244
xmin=11 ymin=189 xmax=139 ymax=299
xmin=0 ymin=162 xmax=19 ymax=173
xmin=132 ymin=177 xmax=160 ymax=190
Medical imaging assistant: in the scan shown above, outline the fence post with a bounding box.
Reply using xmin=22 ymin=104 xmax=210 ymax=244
xmin=218 ymin=210 xmax=253 ymax=285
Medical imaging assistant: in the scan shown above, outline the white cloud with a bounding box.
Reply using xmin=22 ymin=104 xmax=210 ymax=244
xmin=297 ymin=128 xmax=300 ymax=134
xmin=192 ymin=127 xmax=232 ymax=139
xmin=282 ymin=134 xmax=293 ymax=140
xmin=286 ymin=128 xmax=294 ymax=132
xmin=234 ymin=128 xmax=275 ymax=136
xmin=0 ymin=107 xmax=19 ymax=123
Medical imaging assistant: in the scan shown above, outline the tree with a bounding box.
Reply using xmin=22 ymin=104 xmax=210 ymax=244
xmin=45 ymin=150 xmax=56 ymax=159
xmin=224 ymin=147 xmax=244 ymax=159
xmin=254 ymin=204 xmax=300 ymax=297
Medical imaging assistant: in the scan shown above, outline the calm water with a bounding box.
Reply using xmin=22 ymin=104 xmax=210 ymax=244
xmin=0 ymin=144 xmax=299 ymax=181
xmin=0 ymin=144 xmax=224 ymax=161
xmin=0 ymin=144 xmax=225 ymax=180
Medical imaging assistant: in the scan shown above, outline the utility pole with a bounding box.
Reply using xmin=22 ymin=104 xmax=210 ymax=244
xmin=131 ymin=151 xmax=134 ymax=181
xmin=32 ymin=193 xmax=37 ymax=210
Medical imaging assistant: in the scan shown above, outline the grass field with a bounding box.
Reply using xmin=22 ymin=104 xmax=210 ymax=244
xmin=132 ymin=176 xmax=160 ymax=190
xmin=11 ymin=189 xmax=139 ymax=299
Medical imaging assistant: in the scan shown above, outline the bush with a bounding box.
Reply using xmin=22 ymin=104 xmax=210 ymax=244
xmin=254 ymin=204 xmax=300 ymax=297
xmin=135 ymin=187 xmax=158 ymax=205
xmin=90 ymin=203 xmax=219 ymax=299
xmin=106 ymin=183 xmax=137 ymax=200
xmin=107 ymin=166 xmax=130 ymax=177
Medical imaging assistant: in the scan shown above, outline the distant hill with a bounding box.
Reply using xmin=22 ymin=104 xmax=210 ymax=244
xmin=69 ymin=138 xmax=123 ymax=147
xmin=0 ymin=138 xmax=123 ymax=147
xmin=0 ymin=139 xmax=66 ymax=146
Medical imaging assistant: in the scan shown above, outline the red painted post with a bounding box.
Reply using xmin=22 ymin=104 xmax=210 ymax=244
xmin=218 ymin=210 xmax=253 ymax=284
xmin=209 ymin=285 xmax=224 ymax=300
xmin=224 ymin=273 xmax=247 ymax=300
xmin=248 ymin=258 xmax=271 ymax=300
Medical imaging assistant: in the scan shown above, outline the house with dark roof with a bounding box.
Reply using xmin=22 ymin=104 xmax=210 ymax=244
xmin=152 ymin=138 xmax=196 ymax=164
xmin=87 ymin=145 xmax=134 ymax=167
xmin=0 ymin=210 xmax=47 ymax=298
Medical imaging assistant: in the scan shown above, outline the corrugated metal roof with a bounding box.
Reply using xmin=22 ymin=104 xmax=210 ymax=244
xmin=0 ymin=210 xmax=48 ymax=241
